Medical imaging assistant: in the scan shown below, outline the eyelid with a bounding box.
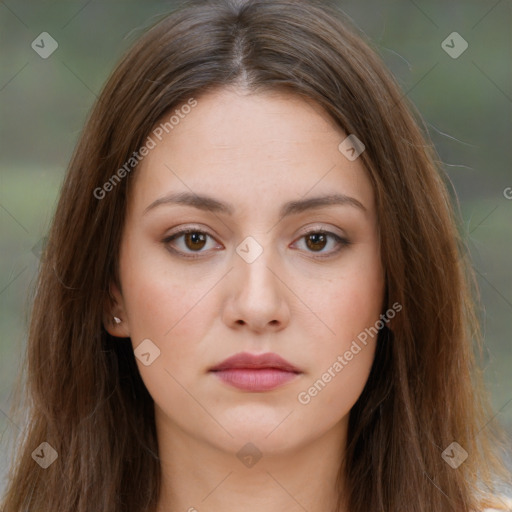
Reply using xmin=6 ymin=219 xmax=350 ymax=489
xmin=163 ymin=224 xmax=220 ymax=243
xmin=165 ymin=224 xmax=217 ymax=238
xmin=295 ymin=223 xmax=347 ymax=239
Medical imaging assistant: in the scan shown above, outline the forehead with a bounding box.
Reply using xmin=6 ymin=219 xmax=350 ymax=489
xmin=128 ymin=87 xmax=375 ymax=219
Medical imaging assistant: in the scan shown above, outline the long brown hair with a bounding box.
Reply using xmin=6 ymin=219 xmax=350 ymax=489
xmin=2 ymin=0 xmax=510 ymax=510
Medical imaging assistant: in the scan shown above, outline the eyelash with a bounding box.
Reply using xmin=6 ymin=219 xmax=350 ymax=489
xmin=162 ymin=226 xmax=350 ymax=260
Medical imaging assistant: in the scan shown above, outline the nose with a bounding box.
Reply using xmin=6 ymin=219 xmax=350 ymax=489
xmin=221 ymin=240 xmax=290 ymax=334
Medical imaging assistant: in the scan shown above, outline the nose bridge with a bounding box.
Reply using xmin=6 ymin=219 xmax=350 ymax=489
xmin=235 ymin=234 xmax=281 ymax=298
xmin=224 ymin=233 xmax=289 ymax=331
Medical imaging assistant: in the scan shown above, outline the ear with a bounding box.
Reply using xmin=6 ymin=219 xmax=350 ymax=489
xmin=103 ymin=281 xmax=131 ymax=338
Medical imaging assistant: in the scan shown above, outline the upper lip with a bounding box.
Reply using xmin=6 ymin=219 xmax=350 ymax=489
xmin=209 ymin=352 xmax=302 ymax=373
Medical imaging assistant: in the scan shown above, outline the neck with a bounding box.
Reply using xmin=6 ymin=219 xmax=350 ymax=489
xmin=154 ymin=413 xmax=349 ymax=512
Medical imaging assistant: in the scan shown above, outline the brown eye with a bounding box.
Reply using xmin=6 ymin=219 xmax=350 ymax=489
xmin=183 ymin=232 xmax=207 ymax=251
xmin=294 ymin=230 xmax=350 ymax=258
xmin=305 ymin=232 xmax=328 ymax=252
xmin=164 ymin=228 xmax=220 ymax=258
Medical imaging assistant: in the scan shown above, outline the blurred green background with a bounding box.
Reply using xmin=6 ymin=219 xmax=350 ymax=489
xmin=1 ymin=0 xmax=511 ymax=493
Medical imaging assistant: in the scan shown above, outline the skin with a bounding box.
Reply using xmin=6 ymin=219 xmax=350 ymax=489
xmin=105 ymin=87 xmax=385 ymax=512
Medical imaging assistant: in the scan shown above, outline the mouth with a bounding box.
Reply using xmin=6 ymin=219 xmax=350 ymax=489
xmin=209 ymin=352 xmax=302 ymax=392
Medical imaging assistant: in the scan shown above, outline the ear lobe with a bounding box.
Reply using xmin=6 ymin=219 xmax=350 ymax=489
xmin=103 ymin=281 xmax=131 ymax=338
xmin=103 ymin=313 xmax=131 ymax=338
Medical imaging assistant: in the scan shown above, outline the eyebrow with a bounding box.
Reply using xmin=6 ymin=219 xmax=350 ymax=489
xmin=143 ymin=191 xmax=367 ymax=217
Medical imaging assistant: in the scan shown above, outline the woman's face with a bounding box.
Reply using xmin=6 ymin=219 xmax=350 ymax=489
xmin=108 ymin=87 xmax=385 ymax=456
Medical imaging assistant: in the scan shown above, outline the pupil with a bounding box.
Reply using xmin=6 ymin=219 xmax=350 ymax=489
xmin=186 ymin=232 xmax=206 ymax=250
xmin=307 ymin=233 xmax=326 ymax=251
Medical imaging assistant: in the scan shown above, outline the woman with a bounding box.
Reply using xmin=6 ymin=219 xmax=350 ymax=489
xmin=1 ymin=0 xmax=510 ymax=510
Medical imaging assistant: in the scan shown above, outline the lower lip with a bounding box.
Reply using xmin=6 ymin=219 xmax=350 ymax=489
xmin=210 ymin=368 xmax=300 ymax=391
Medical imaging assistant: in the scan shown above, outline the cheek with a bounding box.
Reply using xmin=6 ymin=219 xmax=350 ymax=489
xmin=294 ymin=245 xmax=383 ymax=411
xmin=117 ymin=247 xmax=219 ymax=413
xmin=125 ymin=273 xmax=203 ymax=339
xmin=119 ymin=257 xmax=215 ymax=421
xmin=294 ymin=342 xmax=375 ymax=444
xmin=295 ymin=278 xmax=380 ymax=430
xmin=338 ymin=242 xmax=384 ymax=326
xmin=119 ymin=237 xmax=211 ymax=341
xmin=300 ymin=247 xmax=384 ymax=351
